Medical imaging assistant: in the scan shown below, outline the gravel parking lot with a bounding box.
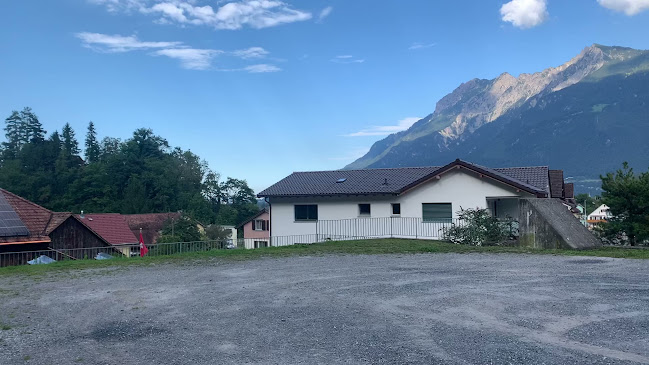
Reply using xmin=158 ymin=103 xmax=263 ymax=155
xmin=1 ymin=253 xmax=648 ymax=364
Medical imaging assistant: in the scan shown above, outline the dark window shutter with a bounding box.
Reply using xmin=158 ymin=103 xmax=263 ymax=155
xmin=265 ymin=220 xmax=269 ymax=231
xmin=261 ymin=220 xmax=266 ymax=231
xmin=252 ymin=220 xmax=256 ymax=230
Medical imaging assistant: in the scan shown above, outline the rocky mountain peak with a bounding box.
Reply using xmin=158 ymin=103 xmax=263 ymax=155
xmin=346 ymin=44 xmax=649 ymax=172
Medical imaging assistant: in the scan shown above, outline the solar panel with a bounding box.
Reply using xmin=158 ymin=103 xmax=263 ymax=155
xmin=0 ymin=192 xmax=30 ymax=237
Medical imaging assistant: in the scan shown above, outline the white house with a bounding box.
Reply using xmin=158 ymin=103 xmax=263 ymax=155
xmin=258 ymin=159 xmax=572 ymax=246
xmin=587 ymin=204 xmax=613 ymax=227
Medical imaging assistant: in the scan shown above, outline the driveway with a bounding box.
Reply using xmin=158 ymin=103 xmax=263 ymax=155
xmin=1 ymin=253 xmax=648 ymax=364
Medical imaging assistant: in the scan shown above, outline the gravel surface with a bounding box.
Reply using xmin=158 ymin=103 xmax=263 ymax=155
xmin=1 ymin=253 xmax=648 ymax=364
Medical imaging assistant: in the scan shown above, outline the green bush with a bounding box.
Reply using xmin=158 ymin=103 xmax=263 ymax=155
xmin=442 ymin=208 xmax=517 ymax=246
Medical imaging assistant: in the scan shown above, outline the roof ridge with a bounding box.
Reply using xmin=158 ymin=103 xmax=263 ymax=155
xmin=494 ymin=166 xmax=549 ymax=169
xmin=0 ymin=188 xmax=53 ymax=214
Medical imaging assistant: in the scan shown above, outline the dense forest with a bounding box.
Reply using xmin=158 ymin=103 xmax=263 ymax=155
xmin=0 ymin=107 xmax=259 ymax=226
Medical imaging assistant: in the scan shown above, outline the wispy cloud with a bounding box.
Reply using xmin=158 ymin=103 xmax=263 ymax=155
xmin=76 ymin=32 xmax=279 ymax=71
xmin=331 ymin=55 xmax=365 ymax=64
xmin=74 ymin=32 xmax=182 ymax=52
xmin=232 ymin=46 xmax=270 ymax=59
xmin=500 ymin=0 xmax=548 ymax=29
xmin=90 ymin=0 xmax=312 ymax=30
xmin=409 ymin=42 xmax=436 ymax=50
xmin=154 ymin=48 xmax=221 ymax=70
xmin=243 ymin=64 xmax=281 ymax=73
xmin=598 ymin=0 xmax=649 ymax=15
xmin=345 ymin=117 xmax=421 ymax=137
xmin=318 ymin=6 xmax=333 ymax=21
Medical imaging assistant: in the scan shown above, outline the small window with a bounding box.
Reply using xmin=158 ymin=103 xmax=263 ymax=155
xmin=358 ymin=204 xmax=371 ymax=216
xmin=336 ymin=178 xmax=347 ymax=183
xmin=422 ymin=203 xmax=452 ymax=223
xmin=254 ymin=219 xmax=264 ymax=231
xmin=254 ymin=241 xmax=268 ymax=249
xmin=392 ymin=203 xmax=401 ymax=215
xmin=295 ymin=205 xmax=318 ymax=221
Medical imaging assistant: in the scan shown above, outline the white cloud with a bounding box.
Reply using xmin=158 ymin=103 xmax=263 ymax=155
xmin=598 ymin=0 xmax=649 ymax=15
xmin=74 ymin=32 xmax=182 ymax=52
xmin=409 ymin=42 xmax=436 ymax=50
xmin=76 ymin=32 xmax=280 ymax=71
xmin=244 ymin=64 xmax=281 ymax=73
xmin=345 ymin=117 xmax=421 ymax=137
xmin=318 ymin=6 xmax=333 ymax=21
xmin=154 ymin=48 xmax=221 ymax=69
xmin=232 ymin=46 xmax=270 ymax=59
xmin=331 ymin=55 xmax=365 ymax=64
xmin=500 ymin=0 xmax=548 ymax=29
xmin=91 ymin=0 xmax=312 ymax=30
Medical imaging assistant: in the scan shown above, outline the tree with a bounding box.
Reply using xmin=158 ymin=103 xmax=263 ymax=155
xmin=3 ymin=110 xmax=25 ymax=158
xmin=159 ymin=217 xmax=202 ymax=243
xmin=61 ymin=123 xmax=80 ymax=156
xmin=99 ymin=136 xmax=122 ymax=160
xmin=21 ymin=107 xmax=45 ymax=143
xmin=600 ymin=162 xmax=649 ymax=246
xmin=84 ymin=121 xmax=100 ymax=163
xmin=205 ymin=225 xmax=232 ymax=241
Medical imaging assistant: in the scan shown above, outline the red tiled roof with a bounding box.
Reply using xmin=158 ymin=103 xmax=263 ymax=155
xmin=123 ymin=212 xmax=180 ymax=245
xmin=0 ymin=188 xmax=53 ymax=245
xmin=74 ymin=213 xmax=139 ymax=245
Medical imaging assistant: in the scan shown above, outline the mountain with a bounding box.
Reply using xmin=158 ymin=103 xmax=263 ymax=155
xmin=346 ymin=45 xmax=649 ymax=193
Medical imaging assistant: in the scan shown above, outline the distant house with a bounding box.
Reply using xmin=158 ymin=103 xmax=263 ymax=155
xmin=124 ymin=212 xmax=181 ymax=245
xmin=587 ymin=204 xmax=613 ymax=227
xmin=258 ymin=159 xmax=584 ymax=247
xmin=237 ymin=209 xmax=270 ymax=249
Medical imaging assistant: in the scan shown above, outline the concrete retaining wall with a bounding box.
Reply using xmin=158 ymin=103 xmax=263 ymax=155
xmin=519 ymin=198 xmax=602 ymax=250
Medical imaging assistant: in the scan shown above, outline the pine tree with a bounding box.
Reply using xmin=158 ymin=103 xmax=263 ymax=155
xmin=21 ymin=107 xmax=45 ymax=143
xmin=3 ymin=110 xmax=26 ymax=157
xmin=84 ymin=121 xmax=100 ymax=163
xmin=61 ymin=123 xmax=80 ymax=156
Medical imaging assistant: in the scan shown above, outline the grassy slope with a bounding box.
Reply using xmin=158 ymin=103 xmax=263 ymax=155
xmin=1 ymin=239 xmax=647 ymax=277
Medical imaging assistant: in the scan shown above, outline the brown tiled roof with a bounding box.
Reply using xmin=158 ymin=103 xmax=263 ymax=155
xmin=45 ymin=212 xmax=72 ymax=235
xmin=259 ymin=159 xmax=550 ymax=198
xmin=74 ymin=214 xmax=139 ymax=245
xmin=0 ymin=188 xmax=53 ymax=245
xmin=549 ymin=170 xmax=565 ymax=198
xmin=564 ymin=183 xmax=574 ymax=199
xmin=124 ymin=212 xmax=180 ymax=245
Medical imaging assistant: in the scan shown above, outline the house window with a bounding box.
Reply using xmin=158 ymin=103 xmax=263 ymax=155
xmin=253 ymin=219 xmax=264 ymax=231
xmin=295 ymin=205 xmax=318 ymax=221
xmin=392 ymin=203 xmax=401 ymax=215
xmin=254 ymin=241 xmax=268 ymax=249
xmin=422 ymin=203 xmax=452 ymax=223
xmin=358 ymin=204 xmax=371 ymax=216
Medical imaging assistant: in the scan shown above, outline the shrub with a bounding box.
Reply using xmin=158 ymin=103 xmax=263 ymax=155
xmin=442 ymin=208 xmax=517 ymax=246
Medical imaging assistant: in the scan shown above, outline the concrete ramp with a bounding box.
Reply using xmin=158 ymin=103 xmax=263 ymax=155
xmin=519 ymin=198 xmax=602 ymax=249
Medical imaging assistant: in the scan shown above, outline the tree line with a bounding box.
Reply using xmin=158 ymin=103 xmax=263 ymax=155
xmin=0 ymin=107 xmax=259 ymax=226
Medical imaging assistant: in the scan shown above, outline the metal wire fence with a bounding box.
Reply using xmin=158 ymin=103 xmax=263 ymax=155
xmin=0 ymin=217 xmax=518 ymax=267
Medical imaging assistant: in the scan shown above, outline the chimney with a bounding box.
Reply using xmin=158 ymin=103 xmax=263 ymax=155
xmin=80 ymin=210 xmax=85 ymax=219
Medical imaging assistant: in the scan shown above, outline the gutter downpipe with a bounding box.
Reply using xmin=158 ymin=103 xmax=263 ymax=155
xmin=264 ymin=197 xmax=272 ymax=246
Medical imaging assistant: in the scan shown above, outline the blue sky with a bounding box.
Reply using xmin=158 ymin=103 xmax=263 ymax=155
xmin=1 ymin=0 xmax=649 ymax=192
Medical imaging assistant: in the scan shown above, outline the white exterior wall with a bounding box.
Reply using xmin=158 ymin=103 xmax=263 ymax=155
xmin=268 ymin=170 xmax=534 ymax=244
